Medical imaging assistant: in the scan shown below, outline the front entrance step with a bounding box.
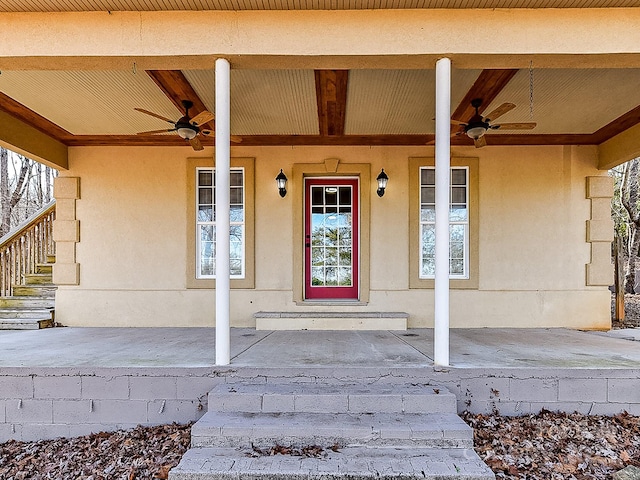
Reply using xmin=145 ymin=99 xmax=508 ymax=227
xmin=208 ymin=382 xmax=456 ymax=414
xmin=11 ymin=284 xmax=56 ymax=298
xmin=0 ymin=318 xmax=54 ymax=330
xmin=255 ymin=311 xmax=408 ymax=331
xmin=170 ymin=446 xmax=495 ymax=480
xmin=192 ymin=411 xmax=473 ymax=449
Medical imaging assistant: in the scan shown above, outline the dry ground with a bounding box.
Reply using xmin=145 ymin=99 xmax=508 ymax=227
xmin=612 ymin=293 xmax=640 ymax=329
xmin=1 ymin=412 xmax=639 ymax=479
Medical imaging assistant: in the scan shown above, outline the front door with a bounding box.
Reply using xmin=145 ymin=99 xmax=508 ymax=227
xmin=304 ymin=178 xmax=359 ymax=300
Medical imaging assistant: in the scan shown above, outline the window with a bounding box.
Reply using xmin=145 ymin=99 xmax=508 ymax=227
xmin=419 ymin=166 xmax=469 ymax=279
xmin=409 ymin=157 xmax=478 ymax=289
xmin=196 ymin=167 xmax=245 ymax=279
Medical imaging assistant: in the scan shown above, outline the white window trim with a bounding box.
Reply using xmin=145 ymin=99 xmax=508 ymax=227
xmin=409 ymin=156 xmax=479 ymax=290
xmin=419 ymin=166 xmax=470 ymax=280
xmin=195 ymin=166 xmax=246 ymax=280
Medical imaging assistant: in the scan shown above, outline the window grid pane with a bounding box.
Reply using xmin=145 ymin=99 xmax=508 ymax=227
xmin=419 ymin=166 xmax=469 ymax=279
xmin=196 ymin=167 xmax=245 ymax=279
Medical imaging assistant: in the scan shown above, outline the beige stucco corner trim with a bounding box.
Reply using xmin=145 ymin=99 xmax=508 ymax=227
xmin=408 ymin=156 xmax=479 ymax=290
xmin=53 ymin=177 xmax=80 ymax=200
xmin=585 ymin=176 xmax=614 ymax=286
xmin=0 ymin=112 xmax=68 ymax=171
xmin=53 ymin=262 xmax=80 ymax=285
xmin=598 ymin=123 xmax=640 ymax=171
xmin=186 ymin=157 xmax=255 ymax=290
xmin=53 ymin=176 xmax=80 ymax=285
xmin=292 ymin=159 xmax=371 ymax=304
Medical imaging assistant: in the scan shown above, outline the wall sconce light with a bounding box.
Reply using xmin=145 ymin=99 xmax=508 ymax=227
xmin=376 ymin=169 xmax=389 ymax=197
xmin=276 ymin=169 xmax=288 ymax=197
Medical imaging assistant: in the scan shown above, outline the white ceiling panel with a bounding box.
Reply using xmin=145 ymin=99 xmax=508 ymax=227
xmin=345 ymin=69 xmax=481 ymax=135
xmin=0 ymin=70 xmax=180 ymax=135
xmin=484 ymin=68 xmax=640 ymax=135
xmin=230 ymin=70 xmax=319 ymax=135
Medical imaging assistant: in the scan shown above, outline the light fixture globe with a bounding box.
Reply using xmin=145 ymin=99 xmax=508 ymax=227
xmin=376 ymin=168 xmax=389 ymax=197
xmin=275 ymin=169 xmax=288 ymax=198
xmin=465 ymin=125 xmax=487 ymax=140
xmin=177 ymin=125 xmax=198 ymax=140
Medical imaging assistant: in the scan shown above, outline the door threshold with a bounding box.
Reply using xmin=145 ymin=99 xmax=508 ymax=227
xmin=295 ymin=300 xmax=368 ymax=306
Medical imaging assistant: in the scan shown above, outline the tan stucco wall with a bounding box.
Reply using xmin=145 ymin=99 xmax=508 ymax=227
xmin=55 ymin=144 xmax=611 ymax=329
xmin=4 ymin=9 xmax=640 ymax=70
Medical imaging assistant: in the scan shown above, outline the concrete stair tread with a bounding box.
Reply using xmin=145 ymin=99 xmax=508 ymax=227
xmin=211 ymin=382 xmax=449 ymax=397
xmin=170 ymin=446 xmax=494 ymax=479
xmin=191 ymin=411 xmax=472 ymax=448
xmin=209 ymin=382 xmax=455 ymax=415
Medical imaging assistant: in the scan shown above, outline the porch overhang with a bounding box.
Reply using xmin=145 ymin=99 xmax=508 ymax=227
xmin=2 ymin=8 xmax=640 ymax=168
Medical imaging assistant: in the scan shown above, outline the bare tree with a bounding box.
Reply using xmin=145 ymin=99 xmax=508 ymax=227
xmin=0 ymin=148 xmax=30 ymax=237
xmin=0 ymin=147 xmax=56 ymax=237
xmin=620 ymin=158 xmax=640 ymax=293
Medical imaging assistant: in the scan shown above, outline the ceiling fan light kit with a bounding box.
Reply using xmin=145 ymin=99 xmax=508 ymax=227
xmin=177 ymin=125 xmax=198 ymax=140
xmin=134 ymin=99 xmax=225 ymax=151
xmin=452 ymin=98 xmax=537 ymax=148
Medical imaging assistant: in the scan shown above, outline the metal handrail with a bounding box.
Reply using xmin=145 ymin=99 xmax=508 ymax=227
xmin=0 ymin=201 xmax=56 ymax=296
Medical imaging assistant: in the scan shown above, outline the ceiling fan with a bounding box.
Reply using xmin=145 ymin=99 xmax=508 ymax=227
xmin=452 ymin=98 xmax=537 ymax=148
xmin=135 ymin=100 xmax=242 ymax=151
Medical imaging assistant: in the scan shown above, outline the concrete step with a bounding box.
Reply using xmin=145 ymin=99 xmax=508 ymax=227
xmin=24 ymin=273 xmax=53 ymax=285
xmin=0 ymin=307 xmax=54 ymax=319
xmin=209 ymin=382 xmax=456 ymax=415
xmin=12 ymin=285 xmax=56 ymax=298
xmin=35 ymin=263 xmax=53 ymax=274
xmin=191 ymin=411 xmax=473 ymax=449
xmin=0 ymin=318 xmax=54 ymax=330
xmin=0 ymin=296 xmax=55 ymax=308
xmin=170 ymin=446 xmax=495 ymax=480
xmin=255 ymin=311 xmax=408 ymax=331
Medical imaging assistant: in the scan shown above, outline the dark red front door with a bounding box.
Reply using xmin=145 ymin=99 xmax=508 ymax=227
xmin=304 ymin=178 xmax=359 ymax=300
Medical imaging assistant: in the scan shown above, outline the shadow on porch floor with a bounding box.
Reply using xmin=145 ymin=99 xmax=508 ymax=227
xmin=0 ymin=327 xmax=638 ymax=369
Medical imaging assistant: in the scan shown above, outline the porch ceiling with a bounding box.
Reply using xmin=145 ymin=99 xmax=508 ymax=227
xmin=1 ymin=66 xmax=640 ymax=149
xmin=0 ymin=0 xmax=637 ymax=12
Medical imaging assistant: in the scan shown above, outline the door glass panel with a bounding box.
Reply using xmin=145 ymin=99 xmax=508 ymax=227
xmin=310 ymin=185 xmax=353 ymax=287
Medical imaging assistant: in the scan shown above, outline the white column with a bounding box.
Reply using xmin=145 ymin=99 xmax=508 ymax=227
xmin=215 ymin=58 xmax=231 ymax=366
xmin=434 ymin=57 xmax=451 ymax=367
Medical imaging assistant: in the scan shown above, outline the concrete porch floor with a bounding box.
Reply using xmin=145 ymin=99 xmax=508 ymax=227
xmin=0 ymin=327 xmax=638 ymax=368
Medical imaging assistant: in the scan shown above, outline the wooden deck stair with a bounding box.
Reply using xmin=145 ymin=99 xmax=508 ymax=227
xmin=0 ymin=254 xmax=56 ymax=330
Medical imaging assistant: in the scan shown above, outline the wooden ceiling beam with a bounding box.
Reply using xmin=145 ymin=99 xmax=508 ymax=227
xmin=315 ymin=70 xmax=349 ymax=136
xmin=0 ymin=92 xmax=73 ymax=143
xmin=64 ymin=133 xmax=597 ymax=147
xmin=146 ymin=70 xmax=213 ymax=128
xmin=451 ymin=69 xmax=519 ymax=132
xmin=591 ymin=104 xmax=640 ymax=144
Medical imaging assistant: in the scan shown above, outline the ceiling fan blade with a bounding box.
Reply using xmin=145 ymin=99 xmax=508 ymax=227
xmin=134 ymin=108 xmax=175 ymax=124
xmin=474 ymin=136 xmax=487 ymax=148
xmin=136 ymin=129 xmax=176 ymax=135
xmin=189 ymin=136 xmax=204 ymax=151
xmin=494 ymin=122 xmax=537 ymax=130
xmin=190 ymin=111 xmax=215 ymax=127
xmin=450 ymin=119 xmax=467 ymax=126
xmin=482 ymin=103 xmax=515 ymax=122
xmin=201 ymin=130 xmax=244 ymax=143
